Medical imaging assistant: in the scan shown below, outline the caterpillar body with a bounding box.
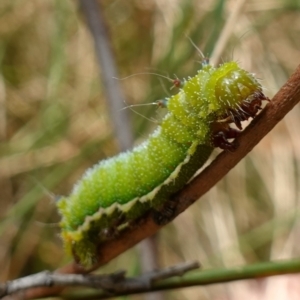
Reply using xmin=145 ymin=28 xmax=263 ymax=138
xmin=57 ymin=61 xmax=268 ymax=267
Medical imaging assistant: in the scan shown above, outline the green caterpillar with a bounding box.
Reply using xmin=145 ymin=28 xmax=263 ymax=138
xmin=57 ymin=60 xmax=268 ymax=267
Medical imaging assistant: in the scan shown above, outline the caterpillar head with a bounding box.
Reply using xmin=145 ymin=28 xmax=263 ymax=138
xmin=206 ymin=62 xmax=269 ymax=150
xmin=208 ymin=61 xmax=268 ymax=127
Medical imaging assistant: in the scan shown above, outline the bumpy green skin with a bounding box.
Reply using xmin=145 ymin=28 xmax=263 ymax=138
xmin=57 ymin=61 xmax=263 ymax=267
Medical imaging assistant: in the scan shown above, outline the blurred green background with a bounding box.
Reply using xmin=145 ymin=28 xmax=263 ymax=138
xmin=0 ymin=0 xmax=300 ymax=299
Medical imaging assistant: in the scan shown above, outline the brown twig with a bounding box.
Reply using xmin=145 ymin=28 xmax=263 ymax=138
xmin=1 ymin=262 xmax=199 ymax=298
xmin=22 ymin=65 xmax=300 ymax=299
xmin=58 ymin=259 xmax=300 ymax=299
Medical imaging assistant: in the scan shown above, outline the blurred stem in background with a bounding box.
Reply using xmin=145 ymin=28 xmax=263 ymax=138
xmin=78 ymin=0 xmax=133 ymax=151
xmin=78 ymin=1 xmax=163 ymax=300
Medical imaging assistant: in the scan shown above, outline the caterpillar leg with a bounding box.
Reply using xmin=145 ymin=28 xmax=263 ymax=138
xmin=212 ymin=127 xmax=240 ymax=151
xmin=231 ymin=91 xmax=269 ymax=128
xmin=152 ymin=198 xmax=178 ymax=225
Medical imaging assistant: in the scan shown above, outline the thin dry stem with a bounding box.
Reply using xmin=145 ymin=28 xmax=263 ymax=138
xmin=0 ymin=262 xmax=199 ymax=298
xmin=79 ymin=0 xmax=133 ymax=151
xmin=79 ymin=3 xmax=162 ymax=300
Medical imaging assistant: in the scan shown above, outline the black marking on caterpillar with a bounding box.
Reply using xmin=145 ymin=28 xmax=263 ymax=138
xmin=152 ymin=197 xmax=179 ymax=225
xmin=57 ymin=60 xmax=268 ymax=267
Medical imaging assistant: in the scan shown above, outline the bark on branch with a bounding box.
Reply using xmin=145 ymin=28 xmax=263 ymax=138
xmin=0 ymin=262 xmax=199 ymax=298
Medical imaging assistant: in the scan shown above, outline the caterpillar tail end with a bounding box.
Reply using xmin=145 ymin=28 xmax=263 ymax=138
xmin=60 ymin=230 xmax=98 ymax=269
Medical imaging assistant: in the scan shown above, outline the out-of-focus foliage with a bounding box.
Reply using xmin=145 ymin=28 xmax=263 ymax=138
xmin=0 ymin=0 xmax=300 ymax=299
